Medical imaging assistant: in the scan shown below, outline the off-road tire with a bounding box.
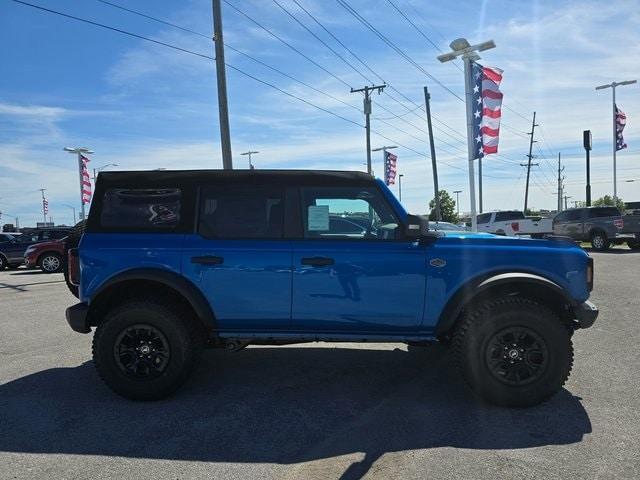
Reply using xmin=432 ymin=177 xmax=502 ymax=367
xmin=453 ymin=297 xmax=573 ymax=407
xmin=39 ymin=252 xmax=63 ymax=273
xmin=590 ymin=231 xmax=610 ymax=251
xmin=92 ymin=299 xmax=204 ymax=400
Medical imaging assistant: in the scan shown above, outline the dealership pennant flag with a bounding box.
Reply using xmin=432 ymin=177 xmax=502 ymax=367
xmin=80 ymin=154 xmax=92 ymax=204
xmin=471 ymin=62 xmax=504 ymax=158
xmin=42 ymin=198 xmax=48 ymax=215
xmin=384 ymin=151 xmax=398 ymax=185
xmin=616 ymin=104 xmax=628 ymax=151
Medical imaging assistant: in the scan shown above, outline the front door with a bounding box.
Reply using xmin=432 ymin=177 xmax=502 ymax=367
xmin=182 ymin=185 xmax=292 ymax=332
xmin=291 ymin=186 xmax=427 ymax=334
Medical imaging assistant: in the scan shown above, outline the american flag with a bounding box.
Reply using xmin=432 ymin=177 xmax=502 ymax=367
xmin=384 ymin=150 xmax=397 ymax=185
xmin=616 ymin=104 xmax=628 ymax=151
xmin=80 ymin=154 xmax=92 ymax=204
xmin=42 ymin=198 xmax=48 ymax=215
xmin=471 ymin=62 xmax=504 ymax=158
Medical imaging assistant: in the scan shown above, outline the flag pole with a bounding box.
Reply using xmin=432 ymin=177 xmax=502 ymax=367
xmin=595 ymin=79 xmax=637 ymax=205
xmin=438 ymin=38 xmax=495 ymax=231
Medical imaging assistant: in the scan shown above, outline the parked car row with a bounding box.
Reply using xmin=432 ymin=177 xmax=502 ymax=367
xmin=0 ymin=228 xmax=72 ymax=272
xmin=476 ymin=206 xmax=640 ymax=251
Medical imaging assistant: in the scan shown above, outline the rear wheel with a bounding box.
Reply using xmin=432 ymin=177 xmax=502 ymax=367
xmin=92 ymin=299 xmax=204 ymax=400
xmin=453 ymin=297 xmax=573 ymax=407
xmin=0 ymin=255 xmax=7 ymax=270
xmin=40 ymin=253 xmax=63 ymax=273
xmin=590 ymin=231 xmax=610 ymax=251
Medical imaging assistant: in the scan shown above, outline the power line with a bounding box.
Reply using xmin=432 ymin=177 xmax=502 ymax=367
xmin=335 ymin=0 xmax=465 ymax=102
xmin=223 ymin=0 xmax=352 ymax=89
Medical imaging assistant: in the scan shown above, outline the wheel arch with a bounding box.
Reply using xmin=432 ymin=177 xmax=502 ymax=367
xmin=588 ymin=227 xmax=607 ymax=239
xmin=87 ymin=268 xmax=216 ymax=334
xmin=435 ymin=272 xmax=576 ymax=337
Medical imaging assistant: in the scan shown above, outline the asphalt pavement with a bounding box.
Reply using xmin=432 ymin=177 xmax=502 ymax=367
xmin=1 ymin=250 xmax=639 ymax=479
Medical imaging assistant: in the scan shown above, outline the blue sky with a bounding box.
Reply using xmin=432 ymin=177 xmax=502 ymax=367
xmin=1 ymin=0 xmax=639 ymax=226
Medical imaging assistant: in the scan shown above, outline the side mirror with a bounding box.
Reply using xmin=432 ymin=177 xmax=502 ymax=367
xmin=405 ymin=214 xmax=429 ymax=239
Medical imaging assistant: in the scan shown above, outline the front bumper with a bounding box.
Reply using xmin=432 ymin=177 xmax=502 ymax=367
xmin=575 ymin=300 xmax=598 ymax=329
xmin=24 ymin=253 xmax=38 ymax=268
xmin=66 ymin=302 xmax=91 ymax=333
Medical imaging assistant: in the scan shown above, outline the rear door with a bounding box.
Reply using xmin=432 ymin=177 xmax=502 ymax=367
xmin=290 ymin=185 xmax=427 ymax=334
xmin=182 ymin=184 xmax=292 ymax=332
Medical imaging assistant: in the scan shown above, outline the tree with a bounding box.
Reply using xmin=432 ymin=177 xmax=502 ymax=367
xmin=428 ymin=190 xmax=458 ymax=223
xmin=593 ymin=195 xmax=625 ymax=212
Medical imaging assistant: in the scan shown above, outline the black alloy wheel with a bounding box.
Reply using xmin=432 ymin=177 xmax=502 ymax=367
xmin=113 ymin=324 xmax=171 ymax=380
xmin=485 ymin=326 xmax=548 ymax=386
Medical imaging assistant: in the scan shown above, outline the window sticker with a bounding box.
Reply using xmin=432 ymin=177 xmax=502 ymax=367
xmin=308 ymin=205 xmax=330 ymax=231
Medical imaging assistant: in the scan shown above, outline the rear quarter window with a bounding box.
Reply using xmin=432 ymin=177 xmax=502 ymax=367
xmin=588 ymin=207 xmax=620 ymax=218
xmin=100 ymin=188 xmax=181 ymax=230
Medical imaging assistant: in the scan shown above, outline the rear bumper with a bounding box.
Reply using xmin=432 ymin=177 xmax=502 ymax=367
xmin=574 ymin=300 xmax=598 ymax=329
xmin=66 ymin=302 xmax=91 ymax=334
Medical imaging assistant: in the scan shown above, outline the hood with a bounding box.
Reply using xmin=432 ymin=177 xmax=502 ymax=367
xmin=438 ymin=231 xmax=576 ymax=249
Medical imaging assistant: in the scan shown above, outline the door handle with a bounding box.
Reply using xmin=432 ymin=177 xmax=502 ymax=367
xmin=191 ymin=255 xmax=224 ymax=265
xmin=301 ymin=256 xmax=334 ymax=266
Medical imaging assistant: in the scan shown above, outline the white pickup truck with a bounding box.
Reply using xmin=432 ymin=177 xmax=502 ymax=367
xmin=476 ymin=210 xmax=553 ymax=237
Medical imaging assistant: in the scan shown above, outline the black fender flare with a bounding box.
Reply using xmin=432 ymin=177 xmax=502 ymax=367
xmin=88 ymin=268 xmax=216 ymax=330
xmin=434 ymin=272 xmax=574 ymax=336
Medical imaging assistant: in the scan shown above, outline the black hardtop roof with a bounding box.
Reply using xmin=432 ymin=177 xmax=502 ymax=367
xmin=97 ymin=169 xmax=376 ymax=187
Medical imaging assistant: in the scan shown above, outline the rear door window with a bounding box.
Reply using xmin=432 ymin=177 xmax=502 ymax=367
xmin=198 ymin=186 xmax=284 ymax=239
xmin=495 ymin=211 xmax=525 ymax=222
xmin=587 ymin=207 xmax=620 ymax=218
xmin=100 ymin=188 xmax=181 ymax=229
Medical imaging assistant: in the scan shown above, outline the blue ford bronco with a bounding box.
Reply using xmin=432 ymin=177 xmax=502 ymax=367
xmin=65 ymin=170 xmax=597 ymax=406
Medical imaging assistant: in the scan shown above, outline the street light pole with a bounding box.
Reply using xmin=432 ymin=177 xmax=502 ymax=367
xmin=93 ymin=163 xmax=119 ymax=182
xmin=398 ymin=174 xmax=404 ymax=202
xmin=438 ymin=38 xmax=496 ymax=232
xmin=64 ymin=147 xmax=94 ymax=221
xmin=454 ymin=190 xmax=462 ymax=216
xmin=372 ymin=145 xmax=398 ymax=182
xmin=240 ymin=150 xmax=259 ymax=169
xmin=595 ymin=79 xmax=637 ymax=203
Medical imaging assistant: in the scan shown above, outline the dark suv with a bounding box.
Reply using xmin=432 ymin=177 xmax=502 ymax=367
xmin=552 ymin=206 xmax=640 ymax=250
xmin=65 ymin=170 xmax=598 ymax=407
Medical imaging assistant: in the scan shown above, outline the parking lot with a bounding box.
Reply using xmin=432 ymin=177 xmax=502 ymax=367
xmin=1 ymin=249 xmax=638 ymax=480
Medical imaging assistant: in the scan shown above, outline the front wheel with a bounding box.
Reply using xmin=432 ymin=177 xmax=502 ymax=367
xmin=92 ymin=300 xmax=204 ymax=400
xmin=591 ymin=232 xmax=610 ymax=251
xmin=453 ymin=297 xmax=573 ymax=407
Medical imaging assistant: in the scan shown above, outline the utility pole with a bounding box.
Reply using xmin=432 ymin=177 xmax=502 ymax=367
xmin=424 ymin=86 xmax=441 ymax=221
xmin=240 ymin=150 xmax=259 ymax=169
xmin=212 ymin=0 xmax=233 ymax=169
xmin=351 ymin=84 xmax=386 ymax=174
xmin=398 ymin=174 xmax=404 ymax=202
xmin=583 ymin=130 xmax=592 ymax=206
xmin=454 ymin=190 xmax=462 ymax=216
xmin=557 ymin=153 xmax=565 ymax=212
xmin=523 ymin=111 xmax=538 ymax=214
xmin=437 ymin=38 xmax=496 ymax=231
xmin=39 ymin=188 xmax=47 ymax=225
